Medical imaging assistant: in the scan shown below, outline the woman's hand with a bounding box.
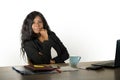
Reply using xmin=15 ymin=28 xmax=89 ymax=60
xmin=50 ymin=60 xmax=55 ymax=64
xmin=39 ymin=29 xmax=48 ymax=42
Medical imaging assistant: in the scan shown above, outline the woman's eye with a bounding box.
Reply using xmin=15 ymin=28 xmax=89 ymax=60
xmin=38 ymin=20 xmax=42 ymax=23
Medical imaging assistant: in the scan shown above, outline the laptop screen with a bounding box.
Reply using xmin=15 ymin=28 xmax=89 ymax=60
xmin=115 ymin=40 xmax=120 ymax=67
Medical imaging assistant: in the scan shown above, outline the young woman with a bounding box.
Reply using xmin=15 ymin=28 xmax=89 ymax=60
xmin=21 ymin=11 xmax=69 ymax=65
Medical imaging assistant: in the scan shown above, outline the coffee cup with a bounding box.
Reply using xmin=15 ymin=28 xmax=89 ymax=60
xmin=69 ymin=56 xmax=81 ymax=68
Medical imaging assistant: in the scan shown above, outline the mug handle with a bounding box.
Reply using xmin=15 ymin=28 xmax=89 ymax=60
xmin=78 ymin=56 xmax=81 ymax=61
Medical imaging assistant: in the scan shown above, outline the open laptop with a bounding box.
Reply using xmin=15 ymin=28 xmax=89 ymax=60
xmin=92 ymin=40 xmax=120 ymax=68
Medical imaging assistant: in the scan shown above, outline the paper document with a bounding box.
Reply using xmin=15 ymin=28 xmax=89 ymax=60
xmin=78 ymin=66 xmax=88 ymax=70
xmin=60 ymin=66 xmax=79 ymax=72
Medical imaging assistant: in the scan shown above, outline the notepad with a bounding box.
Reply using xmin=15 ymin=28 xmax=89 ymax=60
xmin=24 ymin=65 xmax=59 ymax=72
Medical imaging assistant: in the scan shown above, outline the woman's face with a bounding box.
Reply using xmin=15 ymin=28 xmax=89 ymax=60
xmin=32 ymin=16 xmax=44 ymax=34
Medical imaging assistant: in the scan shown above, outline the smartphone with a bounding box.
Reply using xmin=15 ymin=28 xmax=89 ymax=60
xmin=86 ymin=66 xmax=103 ymax=70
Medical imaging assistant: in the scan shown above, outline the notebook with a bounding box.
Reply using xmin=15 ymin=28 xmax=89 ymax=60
xmin=92 ymin=40 xmax=120 ymax=68
xmin=12 ymin=65 xmax=60 ymax=75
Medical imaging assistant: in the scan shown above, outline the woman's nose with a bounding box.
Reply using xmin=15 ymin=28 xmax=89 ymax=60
xmin=35 ymin=23 xmax=40 ymax=27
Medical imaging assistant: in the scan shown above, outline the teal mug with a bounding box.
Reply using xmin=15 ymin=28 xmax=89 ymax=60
xmin=69 ymin=56 xmax=81 ymax=67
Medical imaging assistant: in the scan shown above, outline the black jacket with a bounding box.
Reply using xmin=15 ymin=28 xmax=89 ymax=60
xmin=24 ymin=32 xmax=69 ymax=64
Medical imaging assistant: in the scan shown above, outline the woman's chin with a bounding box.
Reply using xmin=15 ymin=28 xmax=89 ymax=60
xmin=34 ymin=31 xmax=40 ymax=34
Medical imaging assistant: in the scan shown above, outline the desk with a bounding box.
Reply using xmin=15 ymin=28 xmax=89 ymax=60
xmin=0 ymin=62 xmax=120 ymax=80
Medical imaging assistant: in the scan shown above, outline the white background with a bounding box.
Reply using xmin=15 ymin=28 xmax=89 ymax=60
xmin=0 ymin=0 xmax=120 ymax=66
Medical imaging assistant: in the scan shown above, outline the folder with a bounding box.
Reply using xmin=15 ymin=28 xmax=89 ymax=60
xmin=12 ymin=65 xmax=59 ymax=75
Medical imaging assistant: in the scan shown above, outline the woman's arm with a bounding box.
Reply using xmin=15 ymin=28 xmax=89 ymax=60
xmin=50 ymin=32 xmax=69 ymax=63
xmin=24 ymin=40 xmax=51 ymax=64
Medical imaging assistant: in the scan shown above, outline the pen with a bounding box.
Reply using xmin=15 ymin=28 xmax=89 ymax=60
xmin=55 ymin=69 xmax=61 ymax=73
xmin=33 ymin=65 xmax=44 ymax=68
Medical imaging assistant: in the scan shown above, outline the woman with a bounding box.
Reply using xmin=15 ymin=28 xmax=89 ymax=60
xmin=21 ymin=11 xmax=69 ymax=65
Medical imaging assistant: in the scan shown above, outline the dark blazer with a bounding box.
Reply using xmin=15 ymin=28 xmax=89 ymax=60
xmin=24 ymin=31 xmax=69 ymax=64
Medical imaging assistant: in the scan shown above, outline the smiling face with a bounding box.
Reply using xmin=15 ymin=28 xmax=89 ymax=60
xmin=32 ymin=16 xmax=44 ymax=34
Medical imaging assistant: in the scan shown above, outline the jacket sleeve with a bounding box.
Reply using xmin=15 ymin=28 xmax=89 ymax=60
xmin=50 ymin=32 xmax=69 ymax=63
xmin=24 ymin=40 xmax=51 ymax=64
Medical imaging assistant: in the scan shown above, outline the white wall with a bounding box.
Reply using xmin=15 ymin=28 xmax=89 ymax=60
xmin=0 ymin=0 xmax=120 ymax=66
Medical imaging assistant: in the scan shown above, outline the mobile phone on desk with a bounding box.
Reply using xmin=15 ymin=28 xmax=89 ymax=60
xmin=86 ymin=66 xmax=103 ymax=70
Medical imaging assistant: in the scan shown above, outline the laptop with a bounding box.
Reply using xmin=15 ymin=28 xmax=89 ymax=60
xmin=92 ymin=40 xmax=120 ymax=68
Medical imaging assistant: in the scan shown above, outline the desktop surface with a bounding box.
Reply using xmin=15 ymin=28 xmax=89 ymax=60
xmin=0 ymin=62 xmax=120 ymax=80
